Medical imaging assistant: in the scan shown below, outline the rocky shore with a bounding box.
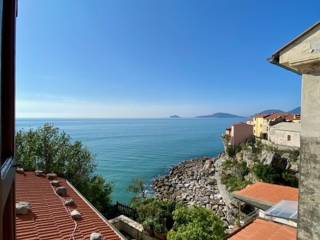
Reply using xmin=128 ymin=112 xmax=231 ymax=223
xmin=153 ymin=156 xmax=238 ymax=230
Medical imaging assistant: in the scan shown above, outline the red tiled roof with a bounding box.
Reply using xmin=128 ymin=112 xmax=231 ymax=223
xmin=16 ymin=172 xmax=123 ymax=240
xmin=265 ymin=113 xmax=287 ymax=120
xmin=254 ymin=114 xmax=270 ymax=118
xmin=229 ymin=219 xmax=297 ymax=240
xmin=233 ymin=182 xmax=298 ymax=205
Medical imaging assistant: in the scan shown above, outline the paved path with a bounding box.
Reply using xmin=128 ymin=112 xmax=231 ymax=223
xmin=214 ymin=155 xmax=233 ymax=207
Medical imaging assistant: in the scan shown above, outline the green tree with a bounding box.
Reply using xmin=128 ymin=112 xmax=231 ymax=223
xmin=167 ymin=206 xmax=225 ymax=240
xmin=128 ymin=178 xmax=146 ymax=201
xmin=16 ymin=124 xmax=113 ymax=214
xmin=133 ymin=198 xmax=179 ymax=234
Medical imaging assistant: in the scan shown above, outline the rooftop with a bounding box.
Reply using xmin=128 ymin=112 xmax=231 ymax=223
xmin=254 ymin=114 xmax=271 ymax=119
xmin=16 ymin=171 xmax=123 ymax=240
xmin=229 ymin=219 xmax=297 ymax=240
xmin=233 ymin=182 xmax=298 ymax=210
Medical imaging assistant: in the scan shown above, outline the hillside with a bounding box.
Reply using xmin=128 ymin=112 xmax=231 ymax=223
xmin=196 ymin=112 xmax=244 ymax=118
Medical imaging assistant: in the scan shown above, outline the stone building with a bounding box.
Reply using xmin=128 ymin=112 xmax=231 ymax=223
xmin=252 ymin=113 xmax=294 ymax=139
xmin=269 ymin=22 xmax=320 ymax=240
xmin=268 ymin=122 xmax=301 ymax=148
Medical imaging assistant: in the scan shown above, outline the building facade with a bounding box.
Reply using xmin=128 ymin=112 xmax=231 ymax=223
xmin=231 ymin=123 xmax=253 ymax=147
xmin=269 ymin=22 xmax=320 ymax=240
xmin=252 ymin=113 xmax=297 ymax=139
xmin=225 ymin=123 xmax=253 ymax=147
xmin=268 ymin=122 xmax=301 ymax=148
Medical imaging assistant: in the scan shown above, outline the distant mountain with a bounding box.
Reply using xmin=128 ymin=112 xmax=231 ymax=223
xmin=288 ymin=106 xmax=301 ymax=114
xmin=252 ymin=107 xmax=301 ymax=116
xmin=196 ymin=112 xmax=244 ymax=118
xmin=255 ymin=109 xmax=285 ymax=115
xmin=169 ymin=115 xmax=181 ymax=118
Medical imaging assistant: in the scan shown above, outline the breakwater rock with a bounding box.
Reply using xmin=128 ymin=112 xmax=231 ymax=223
xmin=153 ymin=157 xmax=238 ymax=229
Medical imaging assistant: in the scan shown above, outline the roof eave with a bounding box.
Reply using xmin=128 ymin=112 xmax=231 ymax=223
xmin=268 ymin=21 xmax=320 ymax=75
xmin=268 ymin=55 xmax=302 ymax=75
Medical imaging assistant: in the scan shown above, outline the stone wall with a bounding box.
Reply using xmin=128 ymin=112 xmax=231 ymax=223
xmin=298 ymin=73 xmax=320 ymax=240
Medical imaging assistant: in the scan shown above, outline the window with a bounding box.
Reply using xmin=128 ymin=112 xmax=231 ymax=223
xmin=287 ymin=135 xmax=291 ymax=141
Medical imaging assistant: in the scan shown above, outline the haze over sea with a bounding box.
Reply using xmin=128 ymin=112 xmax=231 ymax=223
xmin=17 ymin=118 xmax=244 ymax=203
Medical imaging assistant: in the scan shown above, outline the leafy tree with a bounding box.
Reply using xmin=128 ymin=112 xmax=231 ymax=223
xmin=253 ymin=162 xmax=298 ymax=187
xmin=16 ymin=124 xmax=113 ymax=214
xmin=127 ymin=178 xmax=146 ymax=201
xmin=167 ymin=206 xmax=225 ymax=240
xmin=132 ymin=198 xmax=179 ymax=234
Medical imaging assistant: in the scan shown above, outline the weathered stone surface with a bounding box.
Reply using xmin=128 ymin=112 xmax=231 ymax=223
xmin=64 ymin=199 xmax=75 ymax=206
xmin=90 ymin=232 xmax=102 ymax=240
xmin=270 ymin=153 xmax=288 ymax=170
xmin=50 ymin=180 xmax=60 ymax=187
xmin=153 ymin=157 xmax=238 ymax=227
xmin=71 ymin=210 xmax=81 ymax=220
xmin=16 ymin=201 xmax=31 ymax=215
xmin=47 ymin=173 xmax=57 ymax=180
xmin=56 ymin=186 xmax=67 ymax=197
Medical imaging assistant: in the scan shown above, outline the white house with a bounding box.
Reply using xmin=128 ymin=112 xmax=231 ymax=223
xmin=268 ymin=122 xmax=300 ymax=148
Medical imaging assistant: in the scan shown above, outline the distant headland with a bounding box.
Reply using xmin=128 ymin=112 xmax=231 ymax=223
xmin=169 ymin=115 xmax=181 ymax=118
xmin=196 ymin=112 xmax=244 ymax=118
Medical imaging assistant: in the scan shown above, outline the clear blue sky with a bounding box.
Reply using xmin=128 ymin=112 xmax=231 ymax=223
xmin=16 ymin=0 xmax=320 ymax=118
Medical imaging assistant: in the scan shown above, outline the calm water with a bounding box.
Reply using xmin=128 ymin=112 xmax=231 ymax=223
xmin=16 ymin=118 xmax=243 ymax=203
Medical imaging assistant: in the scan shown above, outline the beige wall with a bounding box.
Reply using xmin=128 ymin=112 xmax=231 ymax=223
xmin=269 ymin=128 xmax=300 ymax=148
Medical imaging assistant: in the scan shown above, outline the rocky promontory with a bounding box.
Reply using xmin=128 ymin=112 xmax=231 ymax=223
xmin=153 ymin=157 xmax=238 ymax=229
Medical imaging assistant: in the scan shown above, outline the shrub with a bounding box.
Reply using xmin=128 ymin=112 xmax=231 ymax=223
xmin=221 ymin=160 xmax=251 ymax=191
xmin=167 ymin=206 xmax=225 ymax=240
xmin=128 ymin=178 xmax=146 ymax=202
xmin=253 ymin=162 xmax=298 ymax=187
xmin=133 ymin=198 xmax=179 ymax=234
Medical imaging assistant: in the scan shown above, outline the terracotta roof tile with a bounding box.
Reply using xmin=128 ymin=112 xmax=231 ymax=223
xmin=233 ymin=182 xmax=298 ymax=206
xmin=16 ymin=172 xmax=123 ymax=240
xmin=254 ymin=114 xmax=270 ymax=118
xmin=229 ymin=219 xmax=297 ymax=240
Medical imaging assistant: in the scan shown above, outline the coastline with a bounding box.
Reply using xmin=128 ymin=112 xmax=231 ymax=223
xmin=152 ymin=155 xmax=238 ymax=230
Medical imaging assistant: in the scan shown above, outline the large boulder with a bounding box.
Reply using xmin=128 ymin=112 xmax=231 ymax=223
xmin=270 ymin=154 xmax=288 ymax=170
xmin=203 ymin=159 xmax=214 ymax=170
xmin=262 ymin=151 xmax=275 ymax=165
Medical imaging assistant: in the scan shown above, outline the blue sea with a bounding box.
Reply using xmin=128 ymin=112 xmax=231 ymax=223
xmin=16 ymin=118 xmax=243 ymax=203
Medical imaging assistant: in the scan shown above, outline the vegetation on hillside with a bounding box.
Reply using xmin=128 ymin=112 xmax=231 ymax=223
xmin=221 ymin=159 xmax=252 ymax=191
xmin=16 ymin=124 xmax=113 ymax=215
xmin=167 ymin=206 xmax=225 ymax=240
xmin=127 ymin=180 xmax=225 ymax=239
xmin=222 ymin=139 xmax=299 ymax=191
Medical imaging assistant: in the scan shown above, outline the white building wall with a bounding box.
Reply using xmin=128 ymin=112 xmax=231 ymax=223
xmin=269 ymin=127 xmax=300 ymax=148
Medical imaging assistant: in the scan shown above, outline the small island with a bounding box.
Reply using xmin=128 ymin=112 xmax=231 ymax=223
xmin=169 ymin=115 xmax=181 ymax=118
